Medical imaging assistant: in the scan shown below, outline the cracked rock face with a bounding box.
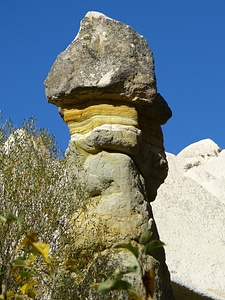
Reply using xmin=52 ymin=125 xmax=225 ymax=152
xmin=45 ymin=11 xmax=158 ymax=104
xmin=45 ymin=11 xmax=174 ymax=299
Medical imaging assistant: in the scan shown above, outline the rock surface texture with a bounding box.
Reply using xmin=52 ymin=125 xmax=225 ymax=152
xmin=45 ymin=11 xmax=174 ymax=299
xmin=152 ymin=139 xmax=225 ymax=300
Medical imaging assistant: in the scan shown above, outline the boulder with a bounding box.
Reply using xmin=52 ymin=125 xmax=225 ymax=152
xmin=152 ymin=139 xmax=225 ymax=300
xmin=46 ymin=11 xmax=158 ymax=106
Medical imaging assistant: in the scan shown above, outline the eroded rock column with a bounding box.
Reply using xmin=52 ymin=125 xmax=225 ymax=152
xmin=45 ymin=11 xmax=174 ymax=299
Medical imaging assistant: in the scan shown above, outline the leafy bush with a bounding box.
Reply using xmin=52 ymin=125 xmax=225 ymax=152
xmin=0 ymin=115 xmax=85 ymax=299
xmin=92 ymin=230 xmax=164 ymax=300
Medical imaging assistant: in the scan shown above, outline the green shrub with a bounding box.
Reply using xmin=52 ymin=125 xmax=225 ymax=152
xmin=0 ymin=115 xmax=84 ymax=299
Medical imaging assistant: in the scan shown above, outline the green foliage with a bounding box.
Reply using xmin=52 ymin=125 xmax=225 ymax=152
xmin=114 ymin=242 xmax=139 ymax=259
xmin=92 ymin=230 xmax=165 ymax=299
xmin=93 ymin=266 xmax=137 ymax=294
xmin=142 ymin=240 xmax=165 ymax=256
xmin=139 ymin=230 xmax=153 ymax=246
xmin=0 ymin=214 xmax=85 ymax=299
xmin=0 ymin=115 xmax=85 ymax=299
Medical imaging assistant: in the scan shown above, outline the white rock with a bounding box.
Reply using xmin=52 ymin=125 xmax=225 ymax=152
xmin=177 ymin=138 xmax=220 ymax=159
xmin=152 ymin=139 xmax=225 ymax=299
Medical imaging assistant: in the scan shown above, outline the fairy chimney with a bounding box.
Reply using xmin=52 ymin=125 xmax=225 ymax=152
xmin=45 ymin=12 xmax=174 ymax=299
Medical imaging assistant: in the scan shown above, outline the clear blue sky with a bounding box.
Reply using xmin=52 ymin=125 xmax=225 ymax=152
xmin=1 ymin=0 xmax=224 ymax=154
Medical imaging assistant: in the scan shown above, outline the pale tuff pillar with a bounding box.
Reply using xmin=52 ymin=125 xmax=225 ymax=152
xmin=45 ymin=11 xmax=174 ymax=299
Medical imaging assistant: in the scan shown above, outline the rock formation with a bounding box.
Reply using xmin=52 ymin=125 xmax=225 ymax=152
xmin=152 ymin=139 xmax=225 ymax=300
xmin=45 ymin=11 xmax=174 ymax=299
